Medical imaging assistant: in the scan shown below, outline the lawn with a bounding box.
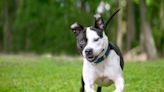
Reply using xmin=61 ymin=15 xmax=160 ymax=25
xmin=0 ymin=55 xmax=164 ymax=92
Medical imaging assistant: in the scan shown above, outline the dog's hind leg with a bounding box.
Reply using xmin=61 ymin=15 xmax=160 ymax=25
xmin=80 ymin=77 xmax=85 ymax=92
xmin=97 ymin=86 xmax=101 ymax=92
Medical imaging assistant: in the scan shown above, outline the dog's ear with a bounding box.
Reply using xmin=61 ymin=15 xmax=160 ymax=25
xmin=94 ymin=14 xmax=104 ymax=30
xmin=70 ymin=22 xmax=84 ymax=36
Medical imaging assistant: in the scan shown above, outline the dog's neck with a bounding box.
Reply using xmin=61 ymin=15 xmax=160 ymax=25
xmin=93 ymin=44 xmax=110 ymax=64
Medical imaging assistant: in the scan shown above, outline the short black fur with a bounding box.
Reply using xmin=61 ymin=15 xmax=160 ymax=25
xmin=80 ymin=77 xmax=85 ymax=92
xmin=97 ymin=86 xmax=102 ymax=92
xmin=76 ymin=29 xmax=87 ymax=54
xmin=109 ymin=42 xmax=124 ymax=70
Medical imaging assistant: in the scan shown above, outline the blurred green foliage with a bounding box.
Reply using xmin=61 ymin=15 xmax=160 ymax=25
xmin=0 ymin=0 xmax=118 ymax=54
xmin=0 ymin=0 xmax=163 ymax=55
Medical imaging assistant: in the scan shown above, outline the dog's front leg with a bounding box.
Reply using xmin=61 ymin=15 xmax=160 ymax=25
xmin=83 ymin=76 xmax=95 ymax=92
xmin=83 ymin=61 xmax=95 ymax=92
xmin=113 ymin=76 xmax=124 ymax=92
xmin=84 ymin=82 xmax=95 ymax=92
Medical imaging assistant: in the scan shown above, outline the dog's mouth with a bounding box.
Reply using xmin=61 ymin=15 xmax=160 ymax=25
xmin=86 ymin=55 xmax=98 ymax=62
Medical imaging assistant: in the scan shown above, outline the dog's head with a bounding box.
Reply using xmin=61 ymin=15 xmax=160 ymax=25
xmin=71 ymin=14 xmax=108 ymax=62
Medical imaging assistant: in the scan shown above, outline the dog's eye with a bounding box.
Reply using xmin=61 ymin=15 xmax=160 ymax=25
xmin=94 ymin=38 xmax=99 ymax=42
xmin=80 ymin=40 xmax=85 ymax=45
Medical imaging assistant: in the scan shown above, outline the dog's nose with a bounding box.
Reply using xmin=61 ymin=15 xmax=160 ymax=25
xmin=85 ymin=48 xmax=93 ymax=55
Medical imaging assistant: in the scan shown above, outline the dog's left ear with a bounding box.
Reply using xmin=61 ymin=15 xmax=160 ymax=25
xmin=94 ymin=14 xmax=104 ymax=30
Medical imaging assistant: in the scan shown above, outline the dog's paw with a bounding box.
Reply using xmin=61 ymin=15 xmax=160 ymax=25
xmin=113 ymin=90 xmax=123 ymax=92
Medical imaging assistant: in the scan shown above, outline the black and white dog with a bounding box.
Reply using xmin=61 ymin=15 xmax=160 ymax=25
xmin=70 ymin=9 xmax=124 ymax=92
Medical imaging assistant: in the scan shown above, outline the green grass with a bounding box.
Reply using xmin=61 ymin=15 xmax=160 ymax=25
xmin=0 ymin=55 xmax=164 ymax=92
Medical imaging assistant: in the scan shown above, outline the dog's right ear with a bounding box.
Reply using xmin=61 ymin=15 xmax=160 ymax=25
xmin=94 ymin=14 xmax=104 ymax=30
xmin=70 ymin=22 xmax=84 ymax=36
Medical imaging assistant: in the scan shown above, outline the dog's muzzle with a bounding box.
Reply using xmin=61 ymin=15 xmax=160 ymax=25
xmin=85 ymin=48 xmax=96 ymax=62
xmin=85 ymin=48 xmax=104 ymax=62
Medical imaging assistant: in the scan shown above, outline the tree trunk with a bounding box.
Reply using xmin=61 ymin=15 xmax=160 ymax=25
xmin=80 ymin=0 xmax=86 ymax=11
xmin=79 ymin=0 xmax=90 ymax=12
xmin=160 ymin=0 xmax=164 ymax=32
xmin=116 ymin=0 xmax=123 ymax=51
xmin=3 ymin=0 xmax=17 ymax=53
xmin=140 ymin=0 xmax=158 ymax=59
xmin=160 ymin=0 xmax=164 ymax=55
xmin=24 ymin=28 xmax=30 ymax=51
xmin=3 ymin=0 xmax=13 ymax=52
xmin=126 ymin=0 xmax=136 ymax=51
xmin=0 ymin=34 xmax=2 ymax=51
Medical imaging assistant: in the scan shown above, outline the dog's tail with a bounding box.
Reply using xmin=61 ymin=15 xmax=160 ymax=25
xmin=104 ymin=9 xmax=120 ymax=30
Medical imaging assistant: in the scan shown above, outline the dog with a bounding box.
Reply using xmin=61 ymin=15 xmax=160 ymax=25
xmin=70 ymin=9 xmax=124 ymax=92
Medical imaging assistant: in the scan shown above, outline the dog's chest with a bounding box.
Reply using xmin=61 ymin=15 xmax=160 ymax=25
xmin=94 ymin=61 xmax=114 ymax=86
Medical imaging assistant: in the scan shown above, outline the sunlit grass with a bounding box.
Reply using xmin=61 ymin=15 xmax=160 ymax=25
xmin=0 ymin=55 xmax=164 ymax=92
